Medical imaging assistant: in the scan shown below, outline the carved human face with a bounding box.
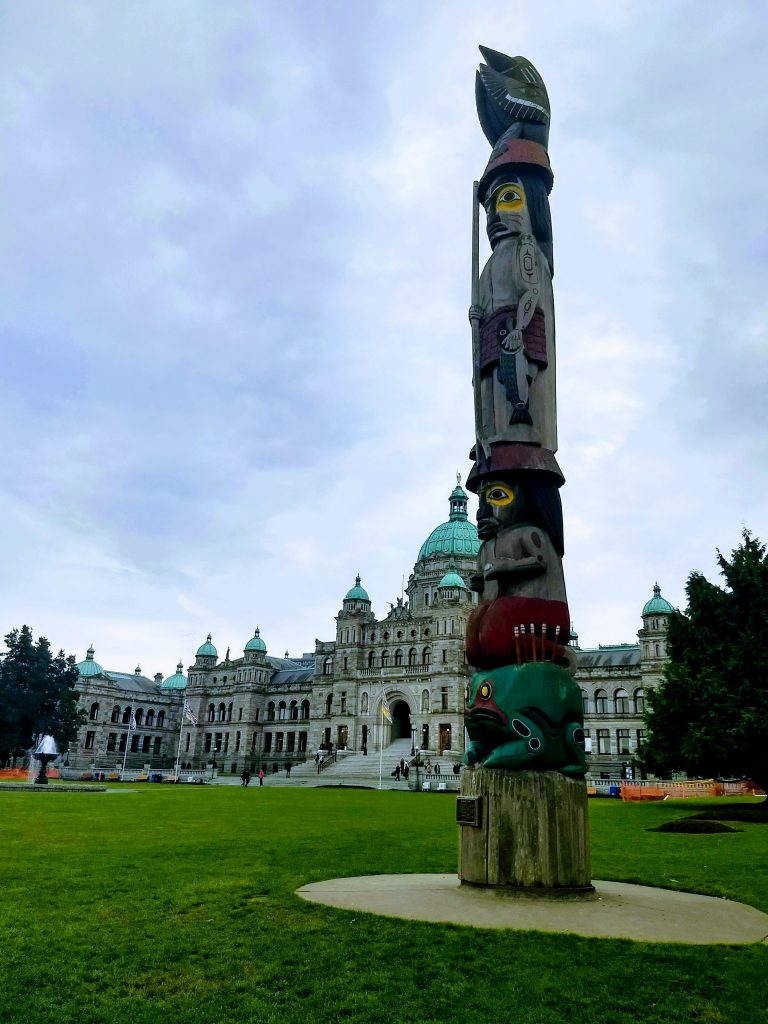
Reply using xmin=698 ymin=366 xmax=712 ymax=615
xmin=476 ymin=479 xmax=530 ymax=539
xmin=485 ymin=176 xmax=533 ymax=248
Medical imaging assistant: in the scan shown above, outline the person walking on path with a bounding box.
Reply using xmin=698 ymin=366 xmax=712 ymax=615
xmin=394 ymin=763 xmax=401 ymax=781
xmin=258 ymin=768 xmax=265 ymax=786
xmin=285 ymin=762 xmax=292 ymax=778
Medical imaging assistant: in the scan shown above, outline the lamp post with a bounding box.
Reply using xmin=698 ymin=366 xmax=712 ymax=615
xmin=410 ymin=725 xmax=416 ymax=757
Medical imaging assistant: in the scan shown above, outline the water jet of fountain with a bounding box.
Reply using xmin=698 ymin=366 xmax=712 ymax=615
xmin=33 ymin=735 xmax=58 ymax=785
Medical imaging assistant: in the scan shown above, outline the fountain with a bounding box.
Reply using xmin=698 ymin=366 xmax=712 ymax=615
xmin=33 ymin=735 xmax=58 ymax=785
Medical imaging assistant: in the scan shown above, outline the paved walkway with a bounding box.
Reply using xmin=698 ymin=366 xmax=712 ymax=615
xmin=297 ymin=873 xmax=768 ymax=944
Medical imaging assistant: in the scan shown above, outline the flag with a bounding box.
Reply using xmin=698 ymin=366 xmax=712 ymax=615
xmin=381 ymin=697 xmax=392 ymax=723
xmin=129 ymin=712 xmax=137 ymax=731
xmin=183 ymin=700 xmax=198 ymax=725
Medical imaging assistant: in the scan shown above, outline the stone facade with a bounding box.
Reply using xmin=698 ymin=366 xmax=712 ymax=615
xmin=67 ymin=649 xmax=182 ymax=771
xmin=67 ymin=487 xmax=674 ymax=782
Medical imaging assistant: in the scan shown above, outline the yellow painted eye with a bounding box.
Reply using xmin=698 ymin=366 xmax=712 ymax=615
xmin=484 ymin=482 xmax=515 ymax=507
xmin=479 ymin=682 xmax=492 ymax=700
xmin=495 ymin=184 xmax=526 ymax=212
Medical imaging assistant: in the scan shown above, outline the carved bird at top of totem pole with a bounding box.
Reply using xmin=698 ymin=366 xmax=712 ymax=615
xmin=475 ymin=46 xmax=550 ymax=149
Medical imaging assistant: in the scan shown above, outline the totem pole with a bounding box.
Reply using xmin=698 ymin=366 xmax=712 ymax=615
xmin=458 ymin=48 xmax=591 ymax=892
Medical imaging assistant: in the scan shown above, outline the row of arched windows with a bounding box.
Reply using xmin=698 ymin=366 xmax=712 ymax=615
xmin=582 ymin=689 xmax=644 ymax=715
xmin=366 ymin=648 xmax=431 ymax=668
xmin=207 ymin=702 xmax=234 ymax=723
xmin=266 ymin=699 xmax=310 ymax=722
xmin=108 ymin=705 xmax=165 ymax=727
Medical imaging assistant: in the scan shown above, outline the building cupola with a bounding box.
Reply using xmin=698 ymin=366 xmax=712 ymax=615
xmin=195 ymin=633 xmax=218 ymax=669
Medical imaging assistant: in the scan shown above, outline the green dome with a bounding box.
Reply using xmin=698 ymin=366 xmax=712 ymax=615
xmin=642 ymin=583 xmax=674 ymax=617
xmin=244 ymin=627 xmax=267 ymax=653
xmin=438 ymin=570 xmax=468 ymax=589
xmin=418 ymin=481 xmax=479 ymax=560
xmin=196 ymin=633 xmax=217 ymax=658
xmin=76 ymin=645 xmax=105 ymax=679
xmin=345 ymin=575 xmax=370 ymax=601
xmin=161 ymin=661 xmax=187 ymax=690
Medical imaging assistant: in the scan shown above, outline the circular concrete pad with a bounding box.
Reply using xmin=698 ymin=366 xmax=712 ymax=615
xmin=297 ymin=874 xmax=768 ymax=944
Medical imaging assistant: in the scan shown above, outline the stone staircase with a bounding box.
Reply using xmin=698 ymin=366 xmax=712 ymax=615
xmin=281 ymin=739 xmax=461 ymax=790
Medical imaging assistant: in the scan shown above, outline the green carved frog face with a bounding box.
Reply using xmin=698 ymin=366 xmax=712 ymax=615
xmin=465 ymin=672 xmax=511 ymax=733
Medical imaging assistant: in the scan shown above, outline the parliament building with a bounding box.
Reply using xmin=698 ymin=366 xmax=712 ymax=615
xmin=67 ymin=481 xmax=673 ymax=781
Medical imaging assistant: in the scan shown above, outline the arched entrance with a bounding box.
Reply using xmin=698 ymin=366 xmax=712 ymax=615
xmin=391 ymin=700 xmax=411 ymax=741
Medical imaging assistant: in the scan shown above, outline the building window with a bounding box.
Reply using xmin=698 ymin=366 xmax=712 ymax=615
xmin=634 ymin=689 xmax=645 ymax=714
xmin=157 ymin=710 xmax=165 ymax=728
xmin=298 ymin=731 xmax=307 ymax=753
xmin=275 ymin=733 xmax=284 ymax=753
xmin=343 ymin=657 xmax=348 ymax=670
xmin=122 ymin=707 xmax=132 ymax=725
xmin=614 ymin=690 xmax=629 ymax=715
xmin=264 ymin=733 xmax=273 ymax=753
xmin=368 ymin=651 xmax=376 ymax=668
xmin=422 ymin=647 xmax=431 ymax=666
xmin=131 ymin=736 xmax=139 ymax=753
xmin=408 ymin=648 xmax=417 ymax=666
xmin=204 ymin=734 xmax=212 ymax=753
xmin=227 ymin=702 xmax=233 ymax=721
xmin=442 ymin=650 xmax=447 ymax=663
xmin=255 ymin=708 xmax=260 ymax=722
xmin=340 ymin=692 xmax=347 ymax=713
xmin=301 ymin=700 xmax=310 ymax=720
xmin=119 ymin=734 xmax=127 ymax=753
xmin=287 ymin=733 xmax=296 ymax=753
xmin=441 ymin=687 xmax=448 ymax=711
xmin=207 ymin=704 xmax=215 ymax=723
xmin=238 ymin=707 xmax=243 ymax=721
xmin=655 ymin=643 xmax=660 ymax=657
xmin=217 ymin=703 xmax=226 ymax=722
xmin=135 ymin=709 xmax=144 ymax=727
xmin=594 ymin=690 xmax=608 ymax=714
xmin=85 ymin=731 xmax=95 ymax=750
xmin=325 ymin=693 xmax=332 ymax=715
xmin=223 ymin=733 xmax=229 ymax=753
xmin=617 ymin=729 xmax=631 ymax=756
xmin=267 ymin=702 xmax=275 ymax=721
xmin=278 ymin=701 xmax=287 ymax=720
xmin=107 ymin=733 xmax=117 ymax=752
xmin=111 ymin=705 xmax=121 ymax=723
xmin=636 ymin=729 xmax=646 ymax=748
xmin=290 ymin=700 xmax=298 ymax=720
xmin=89 ymin=702 xmax=99 ymax=721
xmin=142 ymin=736 xmax=151 ymax=754
xmin=381 ymin=650 xmax=390 ymax=666
xmin=581 ymin=689 xmax=589 ymax=713
xmin=421 ymin=689 xmax=430 ymax=713
xmin=235 ymin=732 xmax=241 ymax=752
xmin=597 ymin=730 xmax=610 ymax=755
xmin=323 ymin=657 xmax=333 ymax=675
xmin=153 ymin=737 xmax=161 ymax=756
xmin=185 ymin=733 xmax=191 ymax=752
xmin=395 ymin=649 xmax=403 ymax=666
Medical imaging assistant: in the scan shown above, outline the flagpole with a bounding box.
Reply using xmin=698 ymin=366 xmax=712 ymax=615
xmin=120 ymin=723 xmax=130 ymax=780
xmin=378 ymin=702 xmax=384 ymax=790
xmin=174 ymin=705 xmax=185 ymax=780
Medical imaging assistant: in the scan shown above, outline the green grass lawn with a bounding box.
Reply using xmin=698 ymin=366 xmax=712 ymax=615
xmin=1 ymin=787 xmax=767 ymax=1024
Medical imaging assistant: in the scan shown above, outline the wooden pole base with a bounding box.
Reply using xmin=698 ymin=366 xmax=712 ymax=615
xmin=458 ymin=767 xmax=593 ymax=893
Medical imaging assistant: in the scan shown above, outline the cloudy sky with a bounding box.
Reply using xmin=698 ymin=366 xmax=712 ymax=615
xmin=2 ymin=2 xmax=767 ymax=677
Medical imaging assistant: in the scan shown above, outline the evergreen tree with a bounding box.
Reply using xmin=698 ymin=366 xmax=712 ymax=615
xmin=0 ymin=625 xmax=85 ymax=764
xmin=640 ymin=530 xmax=768 ymax=807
